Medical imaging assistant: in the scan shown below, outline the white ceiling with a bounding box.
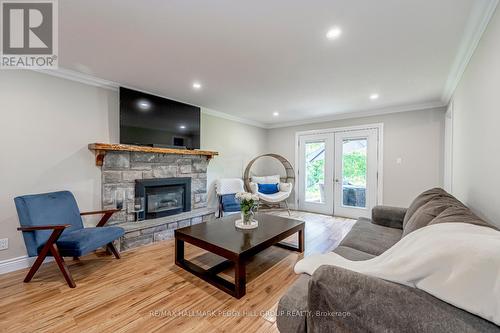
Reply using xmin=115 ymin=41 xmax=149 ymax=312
xmin=58 ymin=0 xmax=497 ymax=127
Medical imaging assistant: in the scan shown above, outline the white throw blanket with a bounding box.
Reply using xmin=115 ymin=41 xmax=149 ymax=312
xmin=294 ymin=223 xmax=500 ymax=325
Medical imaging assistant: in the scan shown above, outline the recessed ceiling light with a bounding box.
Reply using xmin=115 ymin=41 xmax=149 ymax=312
xmin=179 ymin=125 xmax=186 ymax=129
xmin=370 ymin=93 xmax=380 ymax=100
xmin=192 ymin=82 xmax=202 ymax=90
xmin=137 ymin=99 xmax=151 ymax=111
xmin=326 ymin=27 xmax=342 ymax=40
xmin=273 ymin=111 xmax=279 ymax=117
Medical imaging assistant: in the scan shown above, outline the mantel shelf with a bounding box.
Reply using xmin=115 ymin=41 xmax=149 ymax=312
xmin=88 ymin=143 xmax=219 ymax=166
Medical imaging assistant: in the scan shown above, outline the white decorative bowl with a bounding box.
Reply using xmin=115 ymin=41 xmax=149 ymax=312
xmin=235 ymin=219 xmax=259 ymax=229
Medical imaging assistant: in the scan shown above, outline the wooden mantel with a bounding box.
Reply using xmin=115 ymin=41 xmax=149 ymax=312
xmin=88 ymin=143 xmax=219 ymax=166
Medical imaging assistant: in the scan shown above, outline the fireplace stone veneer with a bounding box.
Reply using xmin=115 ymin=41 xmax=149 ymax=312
xmin=99 ymin=151 xmax=215 ymax=251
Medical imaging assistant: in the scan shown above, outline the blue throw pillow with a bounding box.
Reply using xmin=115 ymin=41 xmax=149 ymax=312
xmin=258 ymin=183 xmax=279 ymax=194
xmin=221 ymin=194 xmax=240 ymax=212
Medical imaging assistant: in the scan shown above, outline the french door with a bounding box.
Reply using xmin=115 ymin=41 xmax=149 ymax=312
xmin=333 ymin=129 xmax=378 ymax=218
xmin=297 ymin=134 xmax=334 ymax=214
xmin=298 ymin=127 xmax=380 ymax=219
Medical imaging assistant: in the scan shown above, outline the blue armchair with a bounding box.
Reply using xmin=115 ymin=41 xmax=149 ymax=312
xmin=14 ymin=191 xmax=125 ymax=288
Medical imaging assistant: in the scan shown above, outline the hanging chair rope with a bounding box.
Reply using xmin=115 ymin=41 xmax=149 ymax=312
xmin=243 ymin=154 xmax=295 ymax=191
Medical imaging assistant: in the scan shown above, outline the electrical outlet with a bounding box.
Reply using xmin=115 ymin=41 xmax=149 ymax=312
xmin=0 ymin=238 xmax=8 ymax=250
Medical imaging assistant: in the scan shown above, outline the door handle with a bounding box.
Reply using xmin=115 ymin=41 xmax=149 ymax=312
xmin=334 ymin=178 xmax=340 ymax=183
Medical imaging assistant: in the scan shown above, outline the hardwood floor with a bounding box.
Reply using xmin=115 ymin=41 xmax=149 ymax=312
xmin=0 ymin=211 xmax=355 ymax=333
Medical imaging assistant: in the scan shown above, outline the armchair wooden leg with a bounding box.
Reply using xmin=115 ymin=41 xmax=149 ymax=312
xmin=107 ymin=242 xmax=121 ymax=259
xmin=24 ymin=251 xmax=48 ymax=283
xmin=24 ymin=228 xmax=76 ymax=288
xmin=50 ymin=244 xmax=76 ymax=288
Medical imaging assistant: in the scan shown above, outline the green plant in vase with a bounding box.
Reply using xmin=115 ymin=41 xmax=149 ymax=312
xmin=235 ymin=192 xmax=260 ymax=225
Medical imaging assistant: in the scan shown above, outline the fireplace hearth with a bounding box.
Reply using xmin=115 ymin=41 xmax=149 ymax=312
xmin=135 ymin=178 xmax=191 ymax=220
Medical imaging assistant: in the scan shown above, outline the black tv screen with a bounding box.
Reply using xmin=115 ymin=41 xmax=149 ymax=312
xmin=120 ymin=87 xmax=201 ymax=149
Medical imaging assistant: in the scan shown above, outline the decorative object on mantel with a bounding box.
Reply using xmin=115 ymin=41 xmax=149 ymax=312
xmin=114 ymin=188 xmax=125 ymax=210
xmin=243 ymin=154 xmax=294 ymax=215
xmin=131 ymin=196 xmax=145 ymax=221
xmin=234 ymin=192 xmax=259 ymax=229
xmin=88 ymin=143 xmax=219 ymax=166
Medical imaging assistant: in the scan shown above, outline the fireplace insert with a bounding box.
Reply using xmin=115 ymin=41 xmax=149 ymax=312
xmin=135 ymin=178 xmax=191 ymax=220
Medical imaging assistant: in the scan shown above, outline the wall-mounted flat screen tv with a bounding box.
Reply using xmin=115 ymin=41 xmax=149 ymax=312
xmin=120 ymin=87 xmax=201 ymax=149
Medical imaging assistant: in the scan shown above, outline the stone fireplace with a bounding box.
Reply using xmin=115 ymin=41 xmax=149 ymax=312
xmin=91 ymin=145 xmax=218 ymax=251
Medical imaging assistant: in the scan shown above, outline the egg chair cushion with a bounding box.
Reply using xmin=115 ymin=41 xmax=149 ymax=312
xmin=258 ymin=183 xmax=280 ymax=194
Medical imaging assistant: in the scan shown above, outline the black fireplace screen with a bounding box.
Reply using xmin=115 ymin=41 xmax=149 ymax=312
xmin=135 ymin=178 xmax=191 ymax=220
xmin=147 ymin=185 xmax=184 ymax=214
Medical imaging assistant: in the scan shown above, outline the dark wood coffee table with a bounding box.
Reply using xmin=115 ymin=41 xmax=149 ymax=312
xmin=174 ymin=213 xmax=304 ymax=298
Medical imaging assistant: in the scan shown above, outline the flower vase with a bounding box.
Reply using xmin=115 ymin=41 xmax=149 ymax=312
xmin=241 ymin=210 xmax=254 ymax=225
xmin=234 ymin=192 xmax=259 ymax=229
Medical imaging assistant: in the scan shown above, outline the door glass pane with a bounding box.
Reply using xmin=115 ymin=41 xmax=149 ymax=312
xmin=342 ymin=138 xmax=367 ymax=208
xmin=305 ymin=141 xmax=325 ymax=203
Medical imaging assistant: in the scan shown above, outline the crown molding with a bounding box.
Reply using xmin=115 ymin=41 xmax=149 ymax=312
xmin=442 ymin=0 xmax=499 ymax=103
xmin=201 ymin=108 xmax=267 ymax=128
xmin=30 ymin=69 xmax=445 ymax=131
xmin=31 ymin=68 xmax=269 ymax=128
xmin=32 ymin=68 xmax=119 ymax=90
xmin=264 ymin=101 xmax=447 ymax=129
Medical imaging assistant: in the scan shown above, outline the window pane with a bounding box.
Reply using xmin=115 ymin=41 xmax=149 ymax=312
xmin=305 ymin=141 xmax=325 ymax=203
xmin=342 ymin=138 xmax=367 ymax=208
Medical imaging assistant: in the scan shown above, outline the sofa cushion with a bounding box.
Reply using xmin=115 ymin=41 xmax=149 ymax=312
xmin=429 ymin=206 xmax=494 ymax=229
xmin=276 ymin=246 xmax=375 ymax=333
xmin=333 ymin=246 xmax=375 ymax=261
xmin=306 ymin=265 xmax=500 ymax=333
xmin=372 ymin=205 xmax=407 ymax=229
xmin=403 ymin=188 xmax=457 ymax=229
xmin=339 ymin=218 xmax=402 ymax=256
xmin=402 ymin=197 xmax=462 ymax=237
xmin=276 ymin=274 xmax=310 ymax=333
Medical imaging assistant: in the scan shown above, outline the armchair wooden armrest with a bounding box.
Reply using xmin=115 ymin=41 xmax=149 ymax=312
xmin=80 ymin=208 xmax=121 ymax=216
xmin=80 ymin=208 xmax=121 ymax=227
xmin=17 ymin=224 xmax=71 ymax=231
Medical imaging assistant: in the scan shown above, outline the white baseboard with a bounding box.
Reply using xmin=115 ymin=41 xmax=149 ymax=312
xmin=0 ymin=255 xmax=53 ymax=275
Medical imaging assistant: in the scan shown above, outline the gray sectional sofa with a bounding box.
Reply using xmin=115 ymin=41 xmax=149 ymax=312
xmin=276 ymin=188 xmax=500 ymax=333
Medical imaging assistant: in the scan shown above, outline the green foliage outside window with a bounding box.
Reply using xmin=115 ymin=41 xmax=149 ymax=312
xmin=342 ymin=151 xmax=366 ymax=186
xmin=306 ymin=159 xmax=324 ymax=188
xmin=306 ymin=152 xmax=366 ymax=188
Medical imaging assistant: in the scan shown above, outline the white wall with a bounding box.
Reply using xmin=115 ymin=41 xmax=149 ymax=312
xmin=0 ymin=70 xmax=119 ymax=261
xmin=201 ymin=112 xmax=268 ymax=208
xmin=266 ymin=108 xmax=446 ymax=207
xmin=450 ymin=6 xmax=500 ymax=228
xmin=0 ymin=71 xmax=268 ymax=261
